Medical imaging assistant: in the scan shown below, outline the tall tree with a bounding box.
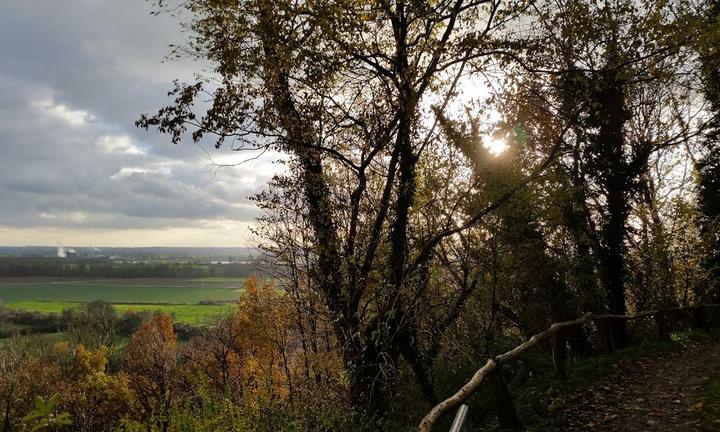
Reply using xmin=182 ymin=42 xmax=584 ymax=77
xmin=140 ymin=0 xmax=541 ymax=411
xmin=125 ymin=314 xmax=180 ymax=432
xmin=504 ymin=0 xmax=707 ymax=344
xmin=697 ymin=0 xmax=720 ymax=300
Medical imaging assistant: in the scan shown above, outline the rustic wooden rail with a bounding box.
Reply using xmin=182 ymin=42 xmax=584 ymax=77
xmin=418 ymin=303 xmax=720 ymax=432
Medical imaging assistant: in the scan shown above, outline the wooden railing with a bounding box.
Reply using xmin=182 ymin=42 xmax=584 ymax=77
xmin=418 ymin=303 xmax=720 ymax=432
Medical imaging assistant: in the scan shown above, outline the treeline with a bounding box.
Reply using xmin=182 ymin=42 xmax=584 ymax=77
xmin=0 ymin=279 xmax=356 ymax=432
xmin=0 ymin=258 xmax=258 ymax=278
xmin=0 ymin=302 xmax=201 ymax=341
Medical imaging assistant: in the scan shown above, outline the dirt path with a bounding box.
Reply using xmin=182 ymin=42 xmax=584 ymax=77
xmin=555 ymin=338 xmax=720 ymax=431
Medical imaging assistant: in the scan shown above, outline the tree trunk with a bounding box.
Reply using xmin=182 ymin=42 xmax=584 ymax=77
xmin=596 ymin=67 xmax=629 ymax=347
xmin=489 ymin=366 xmax=522 ymax=431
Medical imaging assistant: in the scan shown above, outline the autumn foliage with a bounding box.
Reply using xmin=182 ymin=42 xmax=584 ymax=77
xmin=0 ymin=277 xmax=351 ymax=431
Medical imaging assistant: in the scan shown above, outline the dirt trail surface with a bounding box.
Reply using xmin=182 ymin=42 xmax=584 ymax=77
xmin=556 ymin=338 xmax=720 ymax=431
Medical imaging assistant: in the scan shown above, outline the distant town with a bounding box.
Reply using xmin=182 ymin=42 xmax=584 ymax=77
xmin=0 ymin=246 xmax=259 ymax=262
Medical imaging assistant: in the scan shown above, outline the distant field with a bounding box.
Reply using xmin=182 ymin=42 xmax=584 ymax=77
xmin=0 ymin=277 xmax=246 ymax=325
xmin=0 ymin=277 xmax=246 ymax=303
xmin=6 ymin=301 xmax=234 ymax=325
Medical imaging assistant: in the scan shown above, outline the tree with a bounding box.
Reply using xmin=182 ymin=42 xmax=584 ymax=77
xmin=140 ymin=0 xmax=541 ymax=411
xmin=21 ymin=395 xmax=72 ymax=432
xmin=697 ymin=0 xmax=720 ymax=300
xmin=187 ymin=278 xmax=294 ymax=405
xmin=500 ymin=0 xmax=709 ymax=344
xmin=139 ymin=0 xmax=714 ymax=421
xmin=124 ymin=314 xmax=180 ymax=432
xmin=54 ymin=343 xmax=133 ymax=432
xmin=434 ymin=110 xmax=578 ymax=337
xmin=0 ymin=338 xmax=60 ymax=432
xmin=0 ymin=337 xmax=29 ymax=432
xmin=67 ymin=301 xmax=118 ymax=348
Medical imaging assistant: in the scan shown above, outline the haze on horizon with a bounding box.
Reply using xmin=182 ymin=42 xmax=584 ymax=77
xmin=0 ymin=0 xmax=273 ymax=247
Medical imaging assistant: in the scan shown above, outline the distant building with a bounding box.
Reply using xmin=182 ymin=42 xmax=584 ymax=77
xmin=57 ymin=246 xmax=78 ymax=259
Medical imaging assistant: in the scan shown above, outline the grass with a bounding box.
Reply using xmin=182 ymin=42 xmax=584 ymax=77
xmin=0 ymin=278 xmax=246 ymax=304
xmin=701 ymin=364 xmax=720 ymax=431
xmin=0 ymin=277 xmax=245 ymax=325
xmin=4 ymin=300 xmax=235 ymax=325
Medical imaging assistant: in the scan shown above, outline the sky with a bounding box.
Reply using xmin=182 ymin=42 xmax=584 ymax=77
xmin=0 ymin=0 xmax=279 ymax=247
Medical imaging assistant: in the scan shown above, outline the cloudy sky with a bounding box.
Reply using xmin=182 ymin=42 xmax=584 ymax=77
xmin=0 ymin=0 xmax=278 ymax=247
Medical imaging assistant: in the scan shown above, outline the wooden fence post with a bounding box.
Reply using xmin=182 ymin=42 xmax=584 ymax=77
xmin=597 ymin=319 xmax=616 ymax=354
xmin=692 ymin=306 xmax=711 ymax=332
xmin=552 ymin=329 xmax=567 ymax=380
xmin=657 ymin=311 xmax=671 ymax=341
xmin=489 ymin=365 xmax=522 ymax=431
xmin=708 ymin=306 xmax=719 ymax=328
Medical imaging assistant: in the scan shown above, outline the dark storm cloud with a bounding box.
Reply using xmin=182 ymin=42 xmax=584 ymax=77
xmin=0 ymin=0 xmax=275 ymax=236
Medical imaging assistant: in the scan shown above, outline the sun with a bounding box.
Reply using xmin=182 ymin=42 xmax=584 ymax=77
xmin=483 ymin=137 xmax=508 ymax=156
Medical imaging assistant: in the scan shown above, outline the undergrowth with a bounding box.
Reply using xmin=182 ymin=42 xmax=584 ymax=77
xmin=445 ymin=328 xmax=720 ymax=431
xmin=700 ymin=361 xmax=720 ymax=431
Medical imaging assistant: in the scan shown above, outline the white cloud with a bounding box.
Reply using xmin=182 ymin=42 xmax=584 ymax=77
xmin=38 ymin=211 xmax=88 ymax=223
xmin=99 ymin=134 xmax=145 ymax=155
xmin=110 ymin=165 xmax=172 ymax=179
xmin=33 ymin=98 xmax=94 ymax=126
xmin=0 ymin=0 xmax=282 ymax=246
xmin=110 ymin=167 xmax=151 ymax=179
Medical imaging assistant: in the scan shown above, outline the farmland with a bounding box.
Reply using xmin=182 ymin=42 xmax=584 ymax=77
xmin=0 ymin=277 xmax=245 ymax=324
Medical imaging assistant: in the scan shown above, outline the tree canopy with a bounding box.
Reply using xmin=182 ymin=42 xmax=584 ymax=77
xmin=136 ymin=0 xmax=720 ymax=424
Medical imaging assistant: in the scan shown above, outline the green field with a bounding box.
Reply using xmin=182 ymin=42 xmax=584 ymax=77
xmin=0 ymin=277 xmax=246 ymax=325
